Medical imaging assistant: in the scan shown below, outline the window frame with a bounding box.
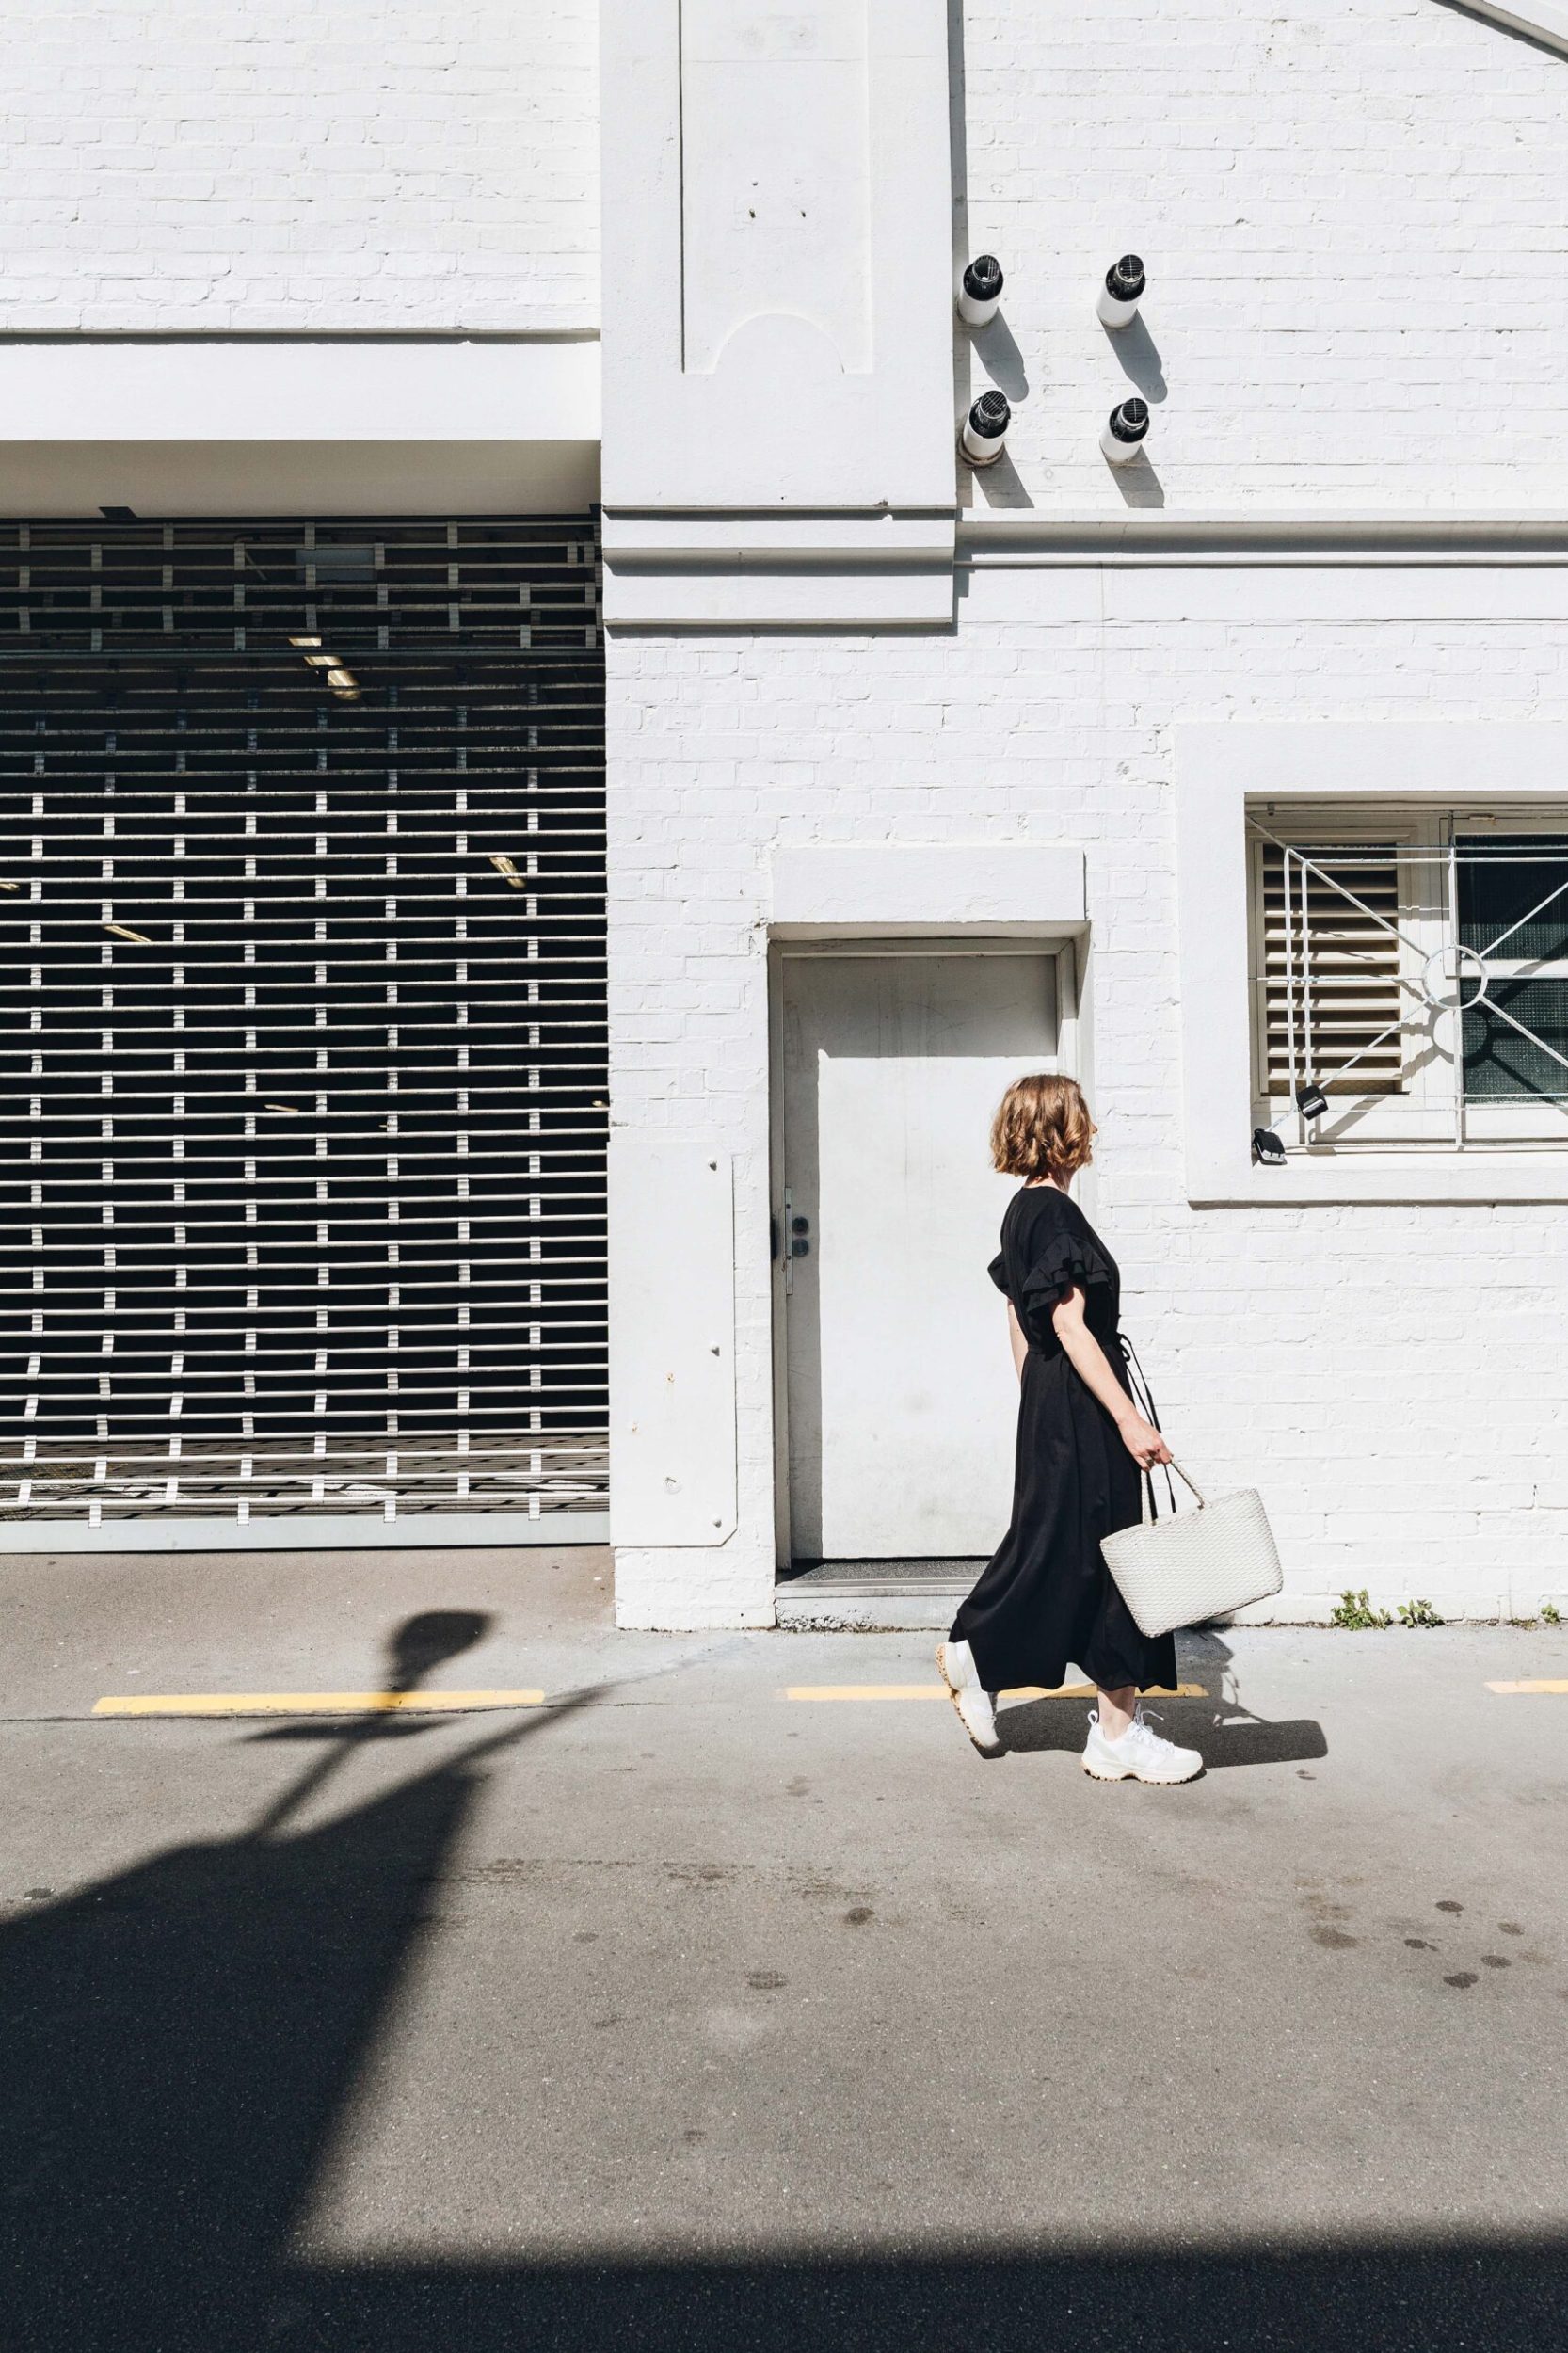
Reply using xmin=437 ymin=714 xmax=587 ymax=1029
xmin=1176 ymin=725 xmax=1568 ymax=1205
xmin=1246 ymin=806 xmax=1568 ymax=1150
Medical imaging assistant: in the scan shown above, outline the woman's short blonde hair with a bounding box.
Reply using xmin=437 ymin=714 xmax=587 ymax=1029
xmin=990 ymin=1073 xmax=1097 ymax=1181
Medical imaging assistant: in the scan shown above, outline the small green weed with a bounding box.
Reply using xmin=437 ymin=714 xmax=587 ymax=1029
xmin=1332 ymin=1588 xmax=1393 ymax=1630
xmin=1544 ymin=1601 xmax=1562 ymax=1627
xmin=1397 ymin=1597 xmax=1444 ymax=1628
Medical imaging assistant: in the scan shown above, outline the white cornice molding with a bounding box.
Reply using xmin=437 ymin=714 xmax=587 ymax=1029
xmin=959 ymin=514 xmax=1568 ymax=567
xmin=1449 ymin=0 xmax=1568 ymax=56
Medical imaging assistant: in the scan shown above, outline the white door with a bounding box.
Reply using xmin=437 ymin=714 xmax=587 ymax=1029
xmin=779 ymin=952 xmax=1063 ymax=1561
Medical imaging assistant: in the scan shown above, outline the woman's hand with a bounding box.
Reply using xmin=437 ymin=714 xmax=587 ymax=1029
xmin=1117 ymin=1412 xmax=1172 ymax=1469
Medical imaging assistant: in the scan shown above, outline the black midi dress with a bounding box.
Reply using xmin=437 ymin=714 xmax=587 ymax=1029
xmin=950 ymin=1183 xmax=1178 ymax=1696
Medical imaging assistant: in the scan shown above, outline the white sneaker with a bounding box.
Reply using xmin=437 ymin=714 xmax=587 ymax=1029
xmin=936 ymin=1640 xmax=1000 ymax=1755
xmin=1081 ymin=1704 xmax=1202 ymax=1785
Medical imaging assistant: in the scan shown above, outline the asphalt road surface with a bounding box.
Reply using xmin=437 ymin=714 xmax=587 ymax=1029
xmin=2 ymin=1545 xmax=1566 ymax=2351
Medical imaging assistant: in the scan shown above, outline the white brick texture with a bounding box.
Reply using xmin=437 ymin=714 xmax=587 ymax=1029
xmin=0 ymin=3 xmax=598 ymax=330
xmin=608 ymin=607 xmax=1568 ymax=1627
xmin=956 ymin=0 xmax=1568 ymax=511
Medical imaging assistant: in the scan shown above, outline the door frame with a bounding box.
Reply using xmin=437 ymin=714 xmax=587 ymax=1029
xmin=767 ymin=934 xmax=1081 ymax=1573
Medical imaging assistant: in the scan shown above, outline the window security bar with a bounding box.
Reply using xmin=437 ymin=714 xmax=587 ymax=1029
xmin=1248 ymin=820 xmax=1568 ymax=1156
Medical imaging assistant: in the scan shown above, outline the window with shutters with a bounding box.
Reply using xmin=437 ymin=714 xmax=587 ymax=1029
xmin=1247 ymin=806 xmax=1568 ymax=1153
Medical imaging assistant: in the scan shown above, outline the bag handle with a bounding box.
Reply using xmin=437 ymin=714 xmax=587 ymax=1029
xmin=1166 ymin=1458 xmax=1207 ymax=1508
xmin=1118 ymin=1335 xmax=1207 ymax=1516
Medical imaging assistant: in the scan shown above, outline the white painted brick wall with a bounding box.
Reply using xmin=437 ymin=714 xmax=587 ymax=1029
xmin=0 ymin=3 xmax=598 ymax=329
xmin=956 ymin=0 xmax=1568 ymax=510
xmin=608 ymin=602 xmax=1568 ymax=1627
xmin=612 ymin=0 xmax=1568 ymax=1627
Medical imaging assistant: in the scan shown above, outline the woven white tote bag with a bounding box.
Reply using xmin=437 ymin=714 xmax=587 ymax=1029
xmin=1100 ymin=1463 xmax=1282 ymax=1640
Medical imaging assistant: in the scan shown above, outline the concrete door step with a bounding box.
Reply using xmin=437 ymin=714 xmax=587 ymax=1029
xmin=775 ymin=1559 xmax=983 ymax=1630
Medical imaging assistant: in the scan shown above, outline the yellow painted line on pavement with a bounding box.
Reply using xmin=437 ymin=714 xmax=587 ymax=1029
xmin=1486 ymin=1679 xmax=1568 ymax=1695
xmin=787 ymin=1684 xmax=950 ymax=1703
xmin=92 ymin=1689 xmax=548 ymax=1719
xmin=784 ymin=1681 xmax=1208 ymax=1703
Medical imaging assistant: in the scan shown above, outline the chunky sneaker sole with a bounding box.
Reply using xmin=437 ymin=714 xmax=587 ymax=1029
xmin=1081 ymin=1742 xmax=1201 ymax=1785
xmin=936 ymin=1642 xmax=1001 ymax=1755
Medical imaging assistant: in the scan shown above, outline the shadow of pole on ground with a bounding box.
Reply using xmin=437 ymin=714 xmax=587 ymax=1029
xmin=0 ymin=1614 xmax=605 ymax=2353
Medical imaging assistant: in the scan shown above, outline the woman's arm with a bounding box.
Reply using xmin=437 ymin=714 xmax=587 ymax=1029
xmin=1049 ymin=1286 xmax=1172 ymax=1469
xmin=1007 ymin=1300 xmax=1028 ymax=1382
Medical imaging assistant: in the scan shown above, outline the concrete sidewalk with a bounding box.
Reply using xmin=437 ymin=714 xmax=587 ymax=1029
xmin=2 ymin=1545 xmax=1566 ymax=2350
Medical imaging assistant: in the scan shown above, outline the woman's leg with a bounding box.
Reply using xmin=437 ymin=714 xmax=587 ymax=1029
xmin=1096 ymin=1683 xmax=1137 ymax=1740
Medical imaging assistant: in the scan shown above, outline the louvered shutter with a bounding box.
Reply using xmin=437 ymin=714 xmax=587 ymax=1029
xmin=1258 ymin=841 xmax=1404 ymax=1098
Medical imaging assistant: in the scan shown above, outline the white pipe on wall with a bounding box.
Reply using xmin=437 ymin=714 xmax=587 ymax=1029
xmin=1099 ymin=396 xmax=1150 ymax=464
xmin=957 ymin=255 xmax=1004 ymax=328
xmin=1096 ymin=254 xmax=1146 ymax=330
xmin=961 ymin=390 xmax=1011 ymax=465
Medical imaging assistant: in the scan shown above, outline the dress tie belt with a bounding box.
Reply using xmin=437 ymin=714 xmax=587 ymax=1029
xmin=1117 ymin=1332 xmax=1157 ymax=1421
xmin=1118 ymin=1332 xmax=1179 ymax=1520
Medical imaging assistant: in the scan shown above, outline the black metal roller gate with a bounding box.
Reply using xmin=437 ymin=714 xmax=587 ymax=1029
xmin=0 ymin=518 xmax=607 ymax=1545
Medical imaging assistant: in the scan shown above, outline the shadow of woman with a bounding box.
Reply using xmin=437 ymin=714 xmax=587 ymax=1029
xmin=998 ymin=1628 xmax=1328 ymax=1769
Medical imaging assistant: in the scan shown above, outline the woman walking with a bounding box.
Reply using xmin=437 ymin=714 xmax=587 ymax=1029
xmin=938 ymin=1075 xmax=1202 ymax=1784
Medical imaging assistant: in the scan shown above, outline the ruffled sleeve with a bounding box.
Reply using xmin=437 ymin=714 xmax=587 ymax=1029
xmin=987 ymin=1251 xmax=1008 ymax=1295
xmin=1016 ymin=1212 xmax=1113 ymax=1314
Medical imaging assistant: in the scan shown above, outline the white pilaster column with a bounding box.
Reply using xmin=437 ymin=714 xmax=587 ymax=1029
xmin=600 ymin=0 xmax=955 ymax=1626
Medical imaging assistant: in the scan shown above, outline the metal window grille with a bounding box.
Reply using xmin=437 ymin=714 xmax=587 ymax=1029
xmin=0 ymin=517 xmax=607 ymax=1542
xmin=1252 ymin=819 xmax=1568 ymax=1152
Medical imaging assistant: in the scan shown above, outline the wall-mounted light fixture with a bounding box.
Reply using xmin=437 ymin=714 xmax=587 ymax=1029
xmin=1099 ymin=396 xmax=1150 ymax=464
xmin=1256 ymin=1083 xmax=1330 ymax=1161
xmin=961 ymin=390 xmax=1011 ymax=467
xmin=957 ymin=254 xmax=1004 ymax=328
xmin=1096 ymin=253 xmax=1146 ymax=329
